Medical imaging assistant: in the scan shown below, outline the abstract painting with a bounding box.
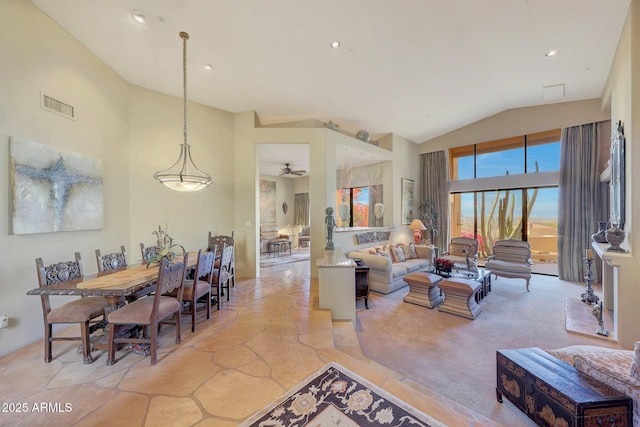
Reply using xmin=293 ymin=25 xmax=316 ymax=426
xmin=259 ymin=179 xmax=276 ymax=224
xmin=10 ymin=138 xmax=103 ymax=234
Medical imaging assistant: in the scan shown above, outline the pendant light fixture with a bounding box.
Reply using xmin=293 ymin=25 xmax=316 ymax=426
xmin=154 ymin=31 xmax=212 ymax=192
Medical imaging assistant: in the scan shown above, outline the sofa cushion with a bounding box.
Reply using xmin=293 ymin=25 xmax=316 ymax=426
xmin=485 ymin=259 xmax=532 ymax=274
xmin=391 ymin=264 xmax=411 ymax=278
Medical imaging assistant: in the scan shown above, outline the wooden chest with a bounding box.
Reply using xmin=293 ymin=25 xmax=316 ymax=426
xmin=496 ymin=347 xmax=632 ymax=427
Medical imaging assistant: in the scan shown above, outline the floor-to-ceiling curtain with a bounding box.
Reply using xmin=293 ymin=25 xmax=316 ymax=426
xmin=558 ymin=122 xmax=605 ymax=281
xmin=294 ymin=193 xmax=310 ymax=227
xmin=420 ymin=151 xmax=448 ymax=254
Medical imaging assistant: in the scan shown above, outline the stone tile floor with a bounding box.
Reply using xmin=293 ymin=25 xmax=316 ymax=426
xmin=0 ymin=271 xmax=496 ymax=426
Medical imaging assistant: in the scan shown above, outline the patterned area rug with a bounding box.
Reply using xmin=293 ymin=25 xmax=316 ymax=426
xmin=240 ymin=362 xmax=446 ymax=427
xmin=259 ymin=248 xmax=310 ymax=268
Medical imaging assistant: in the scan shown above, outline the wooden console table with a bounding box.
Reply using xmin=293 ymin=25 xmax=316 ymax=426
xmin=497 ymin=347 xmax=632 ymax=426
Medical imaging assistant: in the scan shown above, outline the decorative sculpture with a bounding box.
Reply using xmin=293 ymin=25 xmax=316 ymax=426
xmin=592 ymin=301 xmax=609 ymax=336
xmin=325 ymin=207 xmax=336 ymax=250
xmin=581 ymin=251 xmax=599 ymax=304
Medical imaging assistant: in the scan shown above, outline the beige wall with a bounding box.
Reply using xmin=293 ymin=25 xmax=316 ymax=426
xmin=600 ymin=0 xmax=640 ymax=348
xmin=0 ymin=0 xmax=130 ymax=355
xmin=419 ymin=99 xmax=610 ymax=153
xmin=127 ymin=85 xmax=235 ymax=261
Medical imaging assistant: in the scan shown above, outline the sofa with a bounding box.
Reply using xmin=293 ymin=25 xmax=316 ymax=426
xmin=259 ymin=223 xmax=290 ymax=253
xmin=547 ymin=343 xmax=640 ymax=426
xmin=347 ymin=243 xmax=435 ymax=294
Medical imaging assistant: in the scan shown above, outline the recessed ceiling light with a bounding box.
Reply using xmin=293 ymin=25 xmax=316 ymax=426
xmin=545 ymin=50 xmax=558 ymax=57
xmin=203 ymin=63 xmax=213 ymax=71
xmin=330 ymin=41 xmax=341 ymax=48
xmin=131 ymin=10 xmax=147 ymax=24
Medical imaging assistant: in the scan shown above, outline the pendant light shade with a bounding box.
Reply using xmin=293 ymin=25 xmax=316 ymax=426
xmin=154 ymin=31 xmax=211 ymax=192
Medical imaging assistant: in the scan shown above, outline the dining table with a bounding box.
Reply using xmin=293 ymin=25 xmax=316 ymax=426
xmin=27 ymin=254 xmax=197 ymax=351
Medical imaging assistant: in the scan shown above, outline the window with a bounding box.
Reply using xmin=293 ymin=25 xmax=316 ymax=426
xmin=448 ymin=129 xmax=561 ymax=274
xmin=450 ymin=130 xmax=560 ymax=180
xmin=336 ymin=187 xmax=371 ymax=228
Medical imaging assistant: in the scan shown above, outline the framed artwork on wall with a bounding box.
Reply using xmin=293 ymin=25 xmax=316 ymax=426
xmin=401 ymin=178 xmax=414 ymax=225
xmin=10 ymin=137 xmax=103 ymax=234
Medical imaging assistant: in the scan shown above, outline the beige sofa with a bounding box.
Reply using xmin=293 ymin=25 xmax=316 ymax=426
xmin=548 ymin=344 xmax=640 ymax=426
xmin=259 ymin=224 xmax=290 ymax=253
xmin=347 ymin=243 xmax=435 ymax=294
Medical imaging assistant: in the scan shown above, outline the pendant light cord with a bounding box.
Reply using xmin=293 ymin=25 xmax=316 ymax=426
xmin=180 ymin=31 xmax=189 ymax=146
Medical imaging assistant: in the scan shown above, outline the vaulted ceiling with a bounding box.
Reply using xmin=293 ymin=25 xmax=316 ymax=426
xmin=30 ymin=0 xmax=630 ymax=175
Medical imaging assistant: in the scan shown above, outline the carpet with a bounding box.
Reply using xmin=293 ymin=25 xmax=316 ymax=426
xmin=240 ymin=362 xmax=446 ymax=427
xmin=260 ymin=249 xmax=310 ymax=268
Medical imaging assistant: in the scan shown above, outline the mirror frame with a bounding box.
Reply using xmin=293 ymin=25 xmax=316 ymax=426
xmin=610 ymin=121 xmax=625 ymax=229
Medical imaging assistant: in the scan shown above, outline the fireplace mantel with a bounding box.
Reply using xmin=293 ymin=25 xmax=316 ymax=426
xmin=591 ymin=241 xmax=635 ymax=347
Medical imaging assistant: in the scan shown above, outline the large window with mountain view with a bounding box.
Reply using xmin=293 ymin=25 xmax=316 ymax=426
xmin=449 ymin=129 xmax=561 ymax=275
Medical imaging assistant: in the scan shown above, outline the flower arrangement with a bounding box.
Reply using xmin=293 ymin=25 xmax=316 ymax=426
xmin=434 ymin=257 xmax=455 ymax=274
xmin=146 ymin=225 xmax=185 ymax=267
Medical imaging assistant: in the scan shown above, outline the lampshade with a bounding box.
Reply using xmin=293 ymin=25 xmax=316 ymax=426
xmin=409 ymin=219 xmax=427 ymax=231
xmin=154 ymin=32 xmax=212 ymax=192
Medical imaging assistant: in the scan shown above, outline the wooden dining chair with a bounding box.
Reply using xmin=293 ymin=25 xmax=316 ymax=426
xmin=140 ymin=243 xmax=160 ymax=264
xmin=208 ymin=231 xmax=235 ymax=288
xmin=178 ymin=248 xmax=215 ymax=332
xmin=95 ymin=245 xmax=127 ymax=272
xmin=106 ymin=255 xmax=187 ymax=365
xmin=212 ymin=244 xmax=234 ymax=310
xmin=35 ymin=253 xmax=106 ymax=364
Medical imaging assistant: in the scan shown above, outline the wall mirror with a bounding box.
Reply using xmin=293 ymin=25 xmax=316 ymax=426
xmin=610 ymin=121 xmax=625 ymax=229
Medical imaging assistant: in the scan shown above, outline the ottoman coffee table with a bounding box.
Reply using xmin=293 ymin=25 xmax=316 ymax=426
xmin=438 ymin=277 xmax=482 ymax=320
xmin=403 ymin=272 xmax=444 ymax=309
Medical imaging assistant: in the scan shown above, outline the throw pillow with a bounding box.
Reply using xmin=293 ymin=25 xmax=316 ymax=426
xmin=376 ymin=248 xmax=392 ymax=262
xmin=393 ymin=246 xmax=406 ymax=263
xmin=384 ymin=244 xmax=400 ymax=263
xmin=630 ymin=341 xmax=640 ymax=379
xmin=398 ymin=243 xmax=418 ymax=259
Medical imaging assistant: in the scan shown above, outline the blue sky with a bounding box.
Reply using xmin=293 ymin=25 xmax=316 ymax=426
xmin=457 ymin=142 xmax=560 ymax=219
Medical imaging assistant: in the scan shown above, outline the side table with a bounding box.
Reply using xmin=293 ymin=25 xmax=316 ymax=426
xmin=354 ymin=261 xmax=370 ymax=309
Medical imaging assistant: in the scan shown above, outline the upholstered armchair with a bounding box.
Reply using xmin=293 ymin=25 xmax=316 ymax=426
xmin=440 ymin=236 xmax=479 ymax=272
xmin=485 ymin=239 xmax=534 ymax=291
xmin=298 ymin=226 xmax=310 ymax=248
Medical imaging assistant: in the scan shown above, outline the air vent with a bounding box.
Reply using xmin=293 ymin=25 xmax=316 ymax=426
xmin=41 ymin=93 xmax=76 ymax=120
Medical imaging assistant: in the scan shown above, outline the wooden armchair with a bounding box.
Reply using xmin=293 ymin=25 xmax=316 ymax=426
xmin=107 ymin=256 xmax=187 ymax=365
xmin=208 ymin=231 xmax=235 ymax=288
xmin=140 ymin=243 xmax=160 ymax=264
xmin=485 ymin=239 xmax=534 ymax=291
xmin=35 ymin=253 xmax=106 ymax=364
xmin=96 ymin=245 xmax=127 ymax=272
xmin=179 ymin=248 xmax=214 ymax=332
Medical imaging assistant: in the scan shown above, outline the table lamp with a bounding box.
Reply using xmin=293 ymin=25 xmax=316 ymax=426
xmin=409 ymin=219 xmax=427 ymax=245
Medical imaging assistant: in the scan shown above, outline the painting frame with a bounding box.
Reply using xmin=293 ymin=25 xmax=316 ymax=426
xmin=610 ymin=121 xmax=625 ymax=229
xmin=401 ymin=178 xmax=414 ymax=225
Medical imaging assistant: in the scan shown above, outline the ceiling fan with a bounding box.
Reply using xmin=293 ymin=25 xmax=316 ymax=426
xmin=279 ymin=163 xmax=306 ymax=176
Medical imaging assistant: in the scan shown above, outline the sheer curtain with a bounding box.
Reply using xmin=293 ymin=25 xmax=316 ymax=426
xmin=558 ymin=122 xmax=605 ymax=281
xmin=294 ymin=193 xmax=310 ymax=227
xmin=420 ymin=151 xmax=449 ymax=253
